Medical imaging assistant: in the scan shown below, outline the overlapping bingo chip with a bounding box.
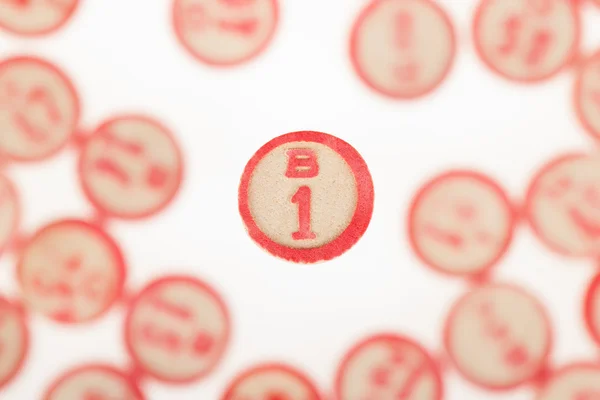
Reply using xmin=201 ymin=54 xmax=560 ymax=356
xmin=221 ymin=363 xmax=322 ymax=400
xmin=0 ymin=57 xmax=79 ymax=162
xmin=43 ymin=364 xmax=145 ymax=400
xmin=408 ymin=171 xmax=516 ymax=277
xmin=0 ymin=297 xmax=28 ymax=389
xmin=584 ymin=273 xmax=600 ymax=346
xmin=79 ymin=115 xmax=183 ymax=220
xmin=173 ymin=0 xmax=279 ymax=66
xmin=335 ymin=334 xmax=443 ymax=400
xmin=124 ymin=276 xmax=230 ymax=383
xmin=350 ymin=0 xmax=455 ymax=99
xmin=473 ymin=0 xmax=580 ymax=83
xmin=444 ymin=284 xmax=552 ymax=390
xmin=536 ymin=364 xmax=600 ymax=400
xmin=238 ymin=131 xmax=374 ymax=264
xmin=17 ymin=220 xmax=126 ymax=323
xmin=574 ymin=51 xmax=600 ymax=141
xmin=0 ymin=174 xmax=19 ymax=255
xmin=0 ymin=0 xmax=79 ymax=36
xmin=524 ymin=153 xmax=600 ymax=257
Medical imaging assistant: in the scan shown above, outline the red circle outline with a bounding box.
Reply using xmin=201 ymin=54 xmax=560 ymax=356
xmin=574 ymin=50 xmax=600 ymax=141
xmin=124 ymin=275 xmax=231 ymax=384
xmin=220 ymin=362 xmax=323 ymax=400
xmin=0 ymin=297 xmax=29 ymax=390
xmin=583 ymin=272 xmax=600 ymax=347
xmin=472 ymin=0 xmax=581 ymax=84
xmin=443 ymin=282 xmax=553 ymax=391
xmin=0 ymin=174 xmax=21 ymax=258
xmin=172 ymin=0 xmax=280 ymax=68
xmin=333 ymin=333 xmax=443 ymax=400
xmin=349 ymin=0 xmax=457 ymax=100
xmin=16 ymin=219 xmax=127 ymax=324
xmin=0 ymin=0 xmax=80 ymax=37
xmin=78 ymin=114 xmax=184 ymax=220
xmin=534 ymin=362 xmax=600 ymax=399
xmin=238 ymin=130 xmax=375 ymax=264
xmin=407 ymin=170 xmax=517 ymax=278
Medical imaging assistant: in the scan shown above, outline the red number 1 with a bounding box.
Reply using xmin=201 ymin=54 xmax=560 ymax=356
xmin=291 ymin=186 xmax=316 ymax=240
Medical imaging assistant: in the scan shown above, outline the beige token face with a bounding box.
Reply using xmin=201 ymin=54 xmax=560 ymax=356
xmin=575 ymin=53 xmax=600 ymax=140
xmin=0 ymin=175 xmax=19 ymax=253
xmin=536 ymin=365 xmax=600 ymax=400
xmin=0 ymin=298 xmax=28 ymax=389
xmin=474 ymin=0 xmax=579 ymax=82
xmin=335 ymin=335 xmax=442 ymax=400
xmin=0 ymin=0 xmax=79 ymax=36
xmin=444 ymin=284 xmax=551 ymax=389
xmin=409 ymin=171 xmax=515 ymax=276
xmin=125 ymin=277 xmax=230 ymax=383
xmin=79 ymin=116 xmax=183 ymax=219
xmin=44 ymin=365 xmax=144 ymax=400
xmin=0 ymin=57 xmax=79 ymax=162
xmin=173 ymin=0 xmax=278 ymax=66
xmin=18 ymin=220 xmax=125 ymax=324
xmin=350 ymin=0 xmax=455 ymax=99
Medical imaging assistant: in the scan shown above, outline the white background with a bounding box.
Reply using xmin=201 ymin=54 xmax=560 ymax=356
xmin=2 ymin=0 xmax=600 ymax=399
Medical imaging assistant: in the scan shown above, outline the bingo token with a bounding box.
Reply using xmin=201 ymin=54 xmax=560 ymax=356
xmin=584 ymin=273 xmax=600 ymax=346
xmin=124 ymin=276 xmax=230 ymax=383
xmin=0 ymin=57 xmax=80 ymax=162
xmin=524 ymin=153 xmax=600 ymax=257
xmin=221 ymin=363 xmax=322 ymax=400
xmin=574 ymin=51 xmax=600 ymax=141
xmin=535 ymin=364 xmax=600 ymax=400
xmin=0 ymin=297 xmax=28 ymax=389
xmin=444 ymin=284 xmax=552 ymax=390
xmin=350 ymin=0 xmax=456 ymax=99
xmin=408 ymin=171 xmax=516 ymax=277
xmin=173 ymin=0 xmax=279 ymax=66
xmin=473 ymin=0 xmax=580 ymax=83
xmin=0 ymin=0 xmax=79 ymax=36
xmin=334 ymin=334 xmax=443 ymax=400
xmin=79 ymin=115 xmax=183 ymax=220
xmin=0 ymin=174 xmax=19 ymax=256
xmin=238 ymin=131 xmax=374 ymax=264
xmin=43 ymin=364 xmax=145 ymax=400
xmin=17 ymin=220 xmax=126 ymax=324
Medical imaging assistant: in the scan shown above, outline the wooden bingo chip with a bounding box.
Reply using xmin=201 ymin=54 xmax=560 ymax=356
xmin=43 ymin=364 xmax=145 ymax=400
xmin=0 ymin=56 xmax=80 ymax=162
xmin=408 ymin=171 xmax=516 ymax=277
xmin=220 ymin=363 xmax=322 ymax=400
xmin=524 ymin=153 xmax=600 ymax=257
xmin=0 ymin=174 xmax=19 ymax=256
xmin=173 ymin=0 xmax=279 ymax=66
xmin=535 ymin=364 xmax=600 ymax=400
xmin=78 ymin=115 xmax=183 ymax=220
xmin=334 ymin=334 xmax=443 ymax=400
xmin=574 ymin=51 xmax=600 ymax=141
xmin=444 ymin=283 xmax=552 ymax=390
xmin=238 ymin=131 xmax=374 ymax=264
xmin=124 ymin=276 xmax=230 ymax=383
xmin=17 ymin=219 xmax=126 ymax=324
xmin=473 ymin=0 xmax=580 ymax=83
xmin=0 ymin=297 xmax=28 ymax=389
xmin=350 ymin=0 xmax=456 ymax=99
xmin=584 ymin=273 xmax=600 ymax=346
xmin=0 ymin=0 xmax=79 ymax=36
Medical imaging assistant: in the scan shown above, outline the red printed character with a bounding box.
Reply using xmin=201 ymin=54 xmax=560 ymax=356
xmin=220 ymin=363 xmax=322 ymax=400
xmin=473 ymin=0 xmax=580 ymax=82
xmin=238 ymin=131 xmax=374 ymax=263
xmin=124 ymin=276 xmax=230 ymax=383
xmin=79 ymin=115 xmax=183 ymax=220
xmin=173 ymin=0 xmax=278 ymax=66
xmin=334 ymin=334 xmax=442 ymax=400
xmin=43 ymin=364 xmax=145 ymax=400
xmin=0 ymin=57 xmax=79 ymax=162
xmin=0 ymin=297 xmax=28 ymax=390
xmin=524 ymin=153 xmax=600 ymax=257
xmin=17 ymin=220 xmax=126 ymax=323
xmin=408 ymin=171 xmax=516 ymax=277
xmin=0 ymin=0 xmax=79 ymax=36
xmin=0 ymin=174 xmax=19 ymax=256
xmin=574 ymin=51 xmax=600 ymax=141
xmin=444 ymin=284 xmax=552 ymax=390
xmin=536 ymin=364 xmax=600 ymax=400
xmin=350 ymin=0 xmax=455 ymax=99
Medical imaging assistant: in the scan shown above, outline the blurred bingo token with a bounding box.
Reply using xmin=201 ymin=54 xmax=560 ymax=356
xmin=584 ymin=273 xmax=600 ymax=346
xmin=18 ymin=220 xmax=126 ymax=323
xmin=536 ymin=364 xmax=600 ymax=400
xmin=0 ymin=175 xmax=19 ymax=254
xmin=473 ymin=0 xmax=580 ymax=82
xmin=408 ymin=171 xmax=515 ymax=277
xmin=221 ymin=363 xmax=322 ymax=400
xmin=0 ymin=297 xmax=28 ymax=389
xmin=575 ymin=51 xmax=600 ymax=140
xmin=79 ymin=115 xmax=183 ymax=219
xmin=0 ymin=0 xmax=79 ymax=36
xmin=444 ymin=284 xmax=551 ymax=389
xmin=0 ymin=57 xmax=79 ymax=162
xmin=173 ymin=0 xmax=279 ymax=66
xmin=335 ymin=334 xmax=443 ymax=400
xmin=350 ymin=0 xmax=455 ymax=99
xmin=43 ymin=364 xmax=145 ymax=400
xmin=238 ymin=131 xmax=374 ymax=263
xmin=525 ymin=153 xmax=600 ymax=257
xmin=125 ymin=276 xmax=230 ymax=383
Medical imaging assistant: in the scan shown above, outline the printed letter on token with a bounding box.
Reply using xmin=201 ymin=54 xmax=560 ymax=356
xmin=0 ymin=0 xmax=79 ymax=36
xmin=536 ymin=364 xmax=600 ymax=400
xmin=0 ymin=297 xmax=28 ymax=390
xmin=0 ymin=174 xmax=19 ymax=256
